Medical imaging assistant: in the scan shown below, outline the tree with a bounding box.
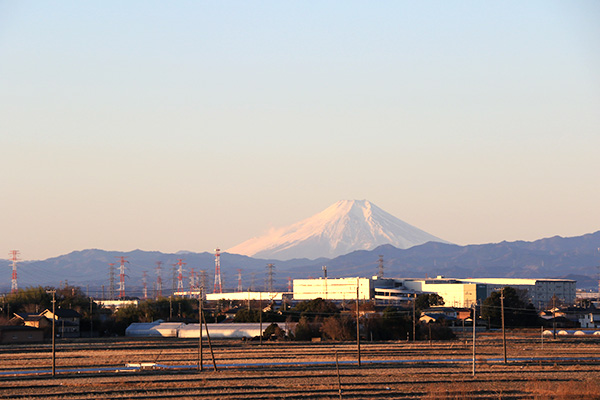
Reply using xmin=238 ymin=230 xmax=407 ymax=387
xmin=321 ymin=315 xmax=354 ymax=341
xmin=289 ymin=298 xmax=339 ymax=321
xmin=415 ymin=293 xmax=445 ymax=312
xmin=481 ymin=287 xmax=538 ymax=328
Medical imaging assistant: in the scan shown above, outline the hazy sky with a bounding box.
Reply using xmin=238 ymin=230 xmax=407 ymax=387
xmin=1 ymin=1 xmax=599 ymax=260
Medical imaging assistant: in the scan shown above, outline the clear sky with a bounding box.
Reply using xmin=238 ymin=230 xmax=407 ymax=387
xmin=1 ymin=1 xmax=599 ymax=260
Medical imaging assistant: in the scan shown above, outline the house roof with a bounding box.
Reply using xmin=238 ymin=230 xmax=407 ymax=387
xmin=41 ymin=309 xmax=82 ymax=318
xmin=14 ymin=313 xmax=47 ymax=322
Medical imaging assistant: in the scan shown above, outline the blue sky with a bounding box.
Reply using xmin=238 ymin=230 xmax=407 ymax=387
xmin=1 ymin=1 xmax=599 ymax=259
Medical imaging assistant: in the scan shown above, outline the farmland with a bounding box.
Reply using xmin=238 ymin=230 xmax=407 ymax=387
xmin=1 ymin=331 xmax=600 ymax=399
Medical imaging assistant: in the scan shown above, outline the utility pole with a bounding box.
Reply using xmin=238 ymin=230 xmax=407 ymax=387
xmin=259 ymin=291 xmax=263 ymax=345
xmin=46 ymin=289 xmax=56 ymax=377
xmin=412 ymin=294 xmax=416 ymax=341
xmin=356 ymin=278 xmax=361 ymax=367
xmin=552 ymin=295 xmax=557 ymax=339
xmin=322 ymin=266 xmax=327 ymax=300
xmin=472 ymin=302 xmax=477 ymax=377
xmin=501 ymin=288 xmax=507 ymax=364
xmin=198 ymin=289 xmax=203 ymax=372
xmin=89 ymin=297 xmax=93 ymax=339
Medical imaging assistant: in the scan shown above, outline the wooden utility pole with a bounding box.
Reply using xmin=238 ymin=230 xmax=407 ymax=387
xmin=46 ymin=290 xmax=56 ymax=377
xmin=356 ymin=279 xmax=361 ymax=367
xmin=259 ymin=291 xmax=263 ymax=345
xmin=198 ymin=291 xmax=203 ymax=372
xmin=472 ymin=302 xmax=476 ymax=377
xmin=501 ymin=288 xmax=507 ymax=364
xmin=552 ymin=295 xmax=557 ymax=339
xmin=412 ymin=295 xmax=416 ymax=341
xmin=335 ymin=351 xmax=342 ymax=400
xmin=89 ymin=297 xmax=93 ymax=339
xmin=202 ymin=310 xmax=217 ymax=371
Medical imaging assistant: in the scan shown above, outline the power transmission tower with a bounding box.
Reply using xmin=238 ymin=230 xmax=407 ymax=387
xmin=9 ymin=250 xmax=20 ymax=294
xmin=237 ymin=269 xmax=243 ymax=292
xmin=199 ymin=270 xmax=208 ymax=297
xmin=214 ymin=248 xmax=222 ymax=293
xmin=266 ymin=263 xmax=275 ymax=292
xmin=189 ymin=268 xmax=196 ymax=292
xmin=142 ymin=271 xmax=148 ymax=300
xmin=175 ymin=259 xmax=186 ymax=294
xmin=108 ymin=263 xmax=116 ymax=300
xmin=250 ymin=272 xmax=256 ymax=291
xmin=155 ymin=261 xmax=163 ymax=298
xmin=377 ymin=255 xmax=384 ymax=278
xmin=287 ymin=277 xmax=292 ymax=292
xmin=171 ymin=263 xmax=177 ymax=295
xmin=116 ymin=256 xmax=129 ymax=298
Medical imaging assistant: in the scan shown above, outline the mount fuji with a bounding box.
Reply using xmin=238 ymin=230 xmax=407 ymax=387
xmin=227 ymin=200 xmax=449 ymax=260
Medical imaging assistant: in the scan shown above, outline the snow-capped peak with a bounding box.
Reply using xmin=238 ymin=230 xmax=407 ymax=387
xmin=226 ymin=200 xmax=448 ymax=260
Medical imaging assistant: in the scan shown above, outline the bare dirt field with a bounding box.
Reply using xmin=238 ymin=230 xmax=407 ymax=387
xmin=1 ymin=331 xmax=600 ymax=399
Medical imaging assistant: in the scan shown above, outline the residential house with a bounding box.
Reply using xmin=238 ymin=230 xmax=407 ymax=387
xmin=40 ymin=308 xmax=81 ymax=338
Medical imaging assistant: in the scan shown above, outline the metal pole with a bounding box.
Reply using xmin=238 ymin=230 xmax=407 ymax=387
xmin=356 ymin=279 xmax=361 ymax=367
xmin=198 ymin=290 xmax=203 ymax=372
xmin=501 ymin=288 xmax=507 ymax=364
xmin=472 ymin=302 xmax=476 ymax=377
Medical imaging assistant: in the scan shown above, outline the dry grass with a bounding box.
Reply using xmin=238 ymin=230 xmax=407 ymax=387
xmin=1 ymin=333 xmax=600 ymax=399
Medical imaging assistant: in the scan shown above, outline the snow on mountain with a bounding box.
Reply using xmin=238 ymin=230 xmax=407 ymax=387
xmin=226 ymin=200 xmax=449 ymax=260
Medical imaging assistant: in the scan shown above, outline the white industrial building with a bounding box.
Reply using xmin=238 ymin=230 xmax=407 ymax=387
xmin=126 ymin=320 xmax=266 ymax=338
xmin=292 ymin=277 xmax=373 ymax=301
xmin=291 ymin=276 xmax=576 ymax=308
xmin=460 ymin=278 xmax=576 ymax=308
xmin=401 ymin=278 xmax=488 ymax=307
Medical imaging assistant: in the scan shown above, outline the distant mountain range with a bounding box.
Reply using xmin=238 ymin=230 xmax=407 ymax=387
xmin=2 ymin=231 xmax=599 ymax=294
xmin=227 ymin=199 xmax=449 ymax=260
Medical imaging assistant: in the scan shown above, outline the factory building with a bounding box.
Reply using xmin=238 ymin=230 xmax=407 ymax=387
xmin=292 ymin=276 xmax=576 ymax=309
xmin=292 ymin=277 xmax=373 ymax=301
xmin=460 ymin=278 xmax=576 ymax=309
xmin=402 ymin=278 xmax=488 ymax=307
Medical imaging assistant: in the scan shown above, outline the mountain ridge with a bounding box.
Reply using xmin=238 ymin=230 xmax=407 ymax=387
xmin=1 ymin=230 xmax=599 ymax=293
